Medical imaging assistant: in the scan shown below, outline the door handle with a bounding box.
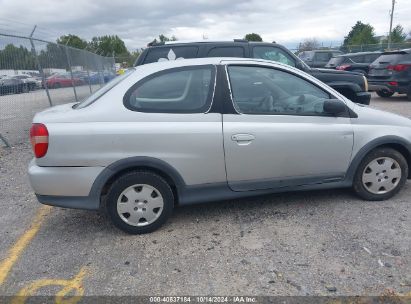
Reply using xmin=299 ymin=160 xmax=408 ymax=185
xmin=231 ymin=134 xmax=255 ymax=142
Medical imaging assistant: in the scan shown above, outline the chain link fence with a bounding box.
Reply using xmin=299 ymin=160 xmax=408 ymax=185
xmin=0 ymin=33 xmax=115 ymax=146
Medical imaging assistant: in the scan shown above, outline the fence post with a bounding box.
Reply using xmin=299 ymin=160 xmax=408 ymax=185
xmin=0 ymin=134 xmax=10 ymax=148
xmin=95 ymin=55 xmax=104 ymax=88
xmin=29 ymin=26 xmax=53 ymax=107
xmin=63 ymin=45 xmax=78 ymax=102
xmin=83 ymin=52 xmax=92 ymax=94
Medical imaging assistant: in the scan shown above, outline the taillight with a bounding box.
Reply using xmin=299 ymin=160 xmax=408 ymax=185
xmin=30 ymin=123 xmax=49 ymax=158
xmin=387 ymin=64 xmax=411 ymax=72
xmin=336 ymin=64 xmax=351 ymax=70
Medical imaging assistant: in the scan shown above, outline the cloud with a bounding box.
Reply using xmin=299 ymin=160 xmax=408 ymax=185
xmin=0 ymin=0 xmax=410 ymax=50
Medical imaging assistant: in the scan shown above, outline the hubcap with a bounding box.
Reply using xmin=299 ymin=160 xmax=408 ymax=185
xmin=117 ymin=184 xmax=164 ymax=226
xmin=362 ymin=157 xmax=402 ymax=194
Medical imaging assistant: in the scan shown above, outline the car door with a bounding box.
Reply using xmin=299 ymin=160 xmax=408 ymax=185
xmin=222 ymin=63 xmax=354 ymax=191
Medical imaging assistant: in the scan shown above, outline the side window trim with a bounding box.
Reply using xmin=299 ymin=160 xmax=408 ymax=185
xmin=123 ymin=65 xmax=217 ymax=114
xmin=224 ymin=64 xmax=338 ymax=117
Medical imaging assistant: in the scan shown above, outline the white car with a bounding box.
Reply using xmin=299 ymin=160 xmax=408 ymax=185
xmin=28 ymin=58 xmax=411 ymax=234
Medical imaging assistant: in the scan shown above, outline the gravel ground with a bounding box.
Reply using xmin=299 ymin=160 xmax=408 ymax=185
xmin=0 ymin=93 xmax=410 ymax=297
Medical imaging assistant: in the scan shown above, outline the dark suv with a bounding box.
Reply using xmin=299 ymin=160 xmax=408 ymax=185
xmin=135 ymin=40 xmax=370 ymax=105
xmin=368 ymin=49 xmax=411 ymax=100
xmin=325 ymin=52 xmax=382 ymax=76
xmin=298 ymin=50 xmax=343 ymax=68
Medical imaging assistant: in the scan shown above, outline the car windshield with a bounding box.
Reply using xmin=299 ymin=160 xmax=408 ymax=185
xmin=75 ymin=69 xmax=134 ymax=109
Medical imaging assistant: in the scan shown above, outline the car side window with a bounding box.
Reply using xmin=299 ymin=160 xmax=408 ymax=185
xmin=124 ymin=65 xmax=215 ymax=113
xmin=314 ymin=52 xmax=331 ymax=61
xmin=364 ymin=54 xmax=379 ymax=63
xmin=252 ymin=46 xmax=295 ymax=67
xmin=207 ymin=47 xmax=245 ymax=58
xmin=227 ymin=65 xmax=331 ymax=116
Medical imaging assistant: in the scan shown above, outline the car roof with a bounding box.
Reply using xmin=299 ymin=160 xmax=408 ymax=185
xmin=310 ymin=49 xmax=342 ymax=53
xmin=335 ymin=51 xmax=382 ymax=57
xmin=148 ymin=40 xmax=278 ymax=47
xmin=132 ymin=57 xmax=300 ymax=75
xmin=381 ymin=48 xmax=411 ymax=55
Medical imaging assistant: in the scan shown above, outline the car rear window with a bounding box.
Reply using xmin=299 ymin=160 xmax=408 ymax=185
xmin=143 ymin=46 xmax=199 ymax=64
xmin=327 ymin=57 xmax=344 ymax=65
xmin=349 ymin=55 xmax=365 ymax=63
xmin=363 ymin=53 xmax=381 ymax=63
xmin=207 ymin=47 xmax=245 ymax=57
xmin=315 ymin=52 xmax=332 ymax=61
xmin=124 ymin=65 xmax=215 ymax=113
xmin=373 ymin=53 xmax=408 ymax=64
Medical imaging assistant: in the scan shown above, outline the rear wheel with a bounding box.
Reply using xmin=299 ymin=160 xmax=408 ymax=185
xmin=353 ymin=148 xmax=408 ymax=200
xmin=106 ymin=171 xmax=174 ymax=234
xmin=407 ymin=89 xmax=411 ymax=101
xmin=376 ymin=89 xmax=394 ymax=98
xmin=54 ymin=83 xmax=61 ymax=89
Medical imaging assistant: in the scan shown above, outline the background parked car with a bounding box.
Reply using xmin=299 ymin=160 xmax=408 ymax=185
xmin=13 ymin=74 xmax=42 ymax=90
xmin=46 ymin=73 xmax=84 ymax=89
xmin=135 ymin=40 xmax=370 ymax=105
xmin=0 ymin=77 xmax=26 ymax=95
xmin=325 ymin=52 xmax=382 ymax=76
xmin=298 ymin=50 xmax=343 ymax=68
xmin=368 ymin=49 xmax=411 ymax=100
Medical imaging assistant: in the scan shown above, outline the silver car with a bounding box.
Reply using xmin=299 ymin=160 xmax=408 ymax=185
xmin=28 ymin=58 xmax=411 ymax=234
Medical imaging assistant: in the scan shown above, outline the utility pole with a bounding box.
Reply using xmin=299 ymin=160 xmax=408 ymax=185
xmin=388 ymin=0 xmax=396 ymax=50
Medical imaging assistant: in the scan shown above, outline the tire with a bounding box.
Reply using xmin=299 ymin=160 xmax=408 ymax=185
xmin=376 ymin=89 xmax=394 ymax=98
xmin=106 ymin=171 xmax=174 ymax=234
xmin=54 ymin=83 xmax=61 ymax=89
xmin=353 ymin=148 xmax=408 ymax=201
xmin=22 ymin=84 xmax=29 ymax=93
xmin=407 ymin=89 xmax=411 ymax=101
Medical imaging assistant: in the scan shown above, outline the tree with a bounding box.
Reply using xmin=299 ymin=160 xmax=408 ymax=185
xmin=343 ymin=21 xmax=378 ymax=47
xmin=244 ymin=33 xmax=263 ymax=42
xmin=297 ymin=38 xmax=320 ymax=52
xmin=88 ymin=35 xmax=129 ymax=58
xmin=386 ymin=25 xmax=407 ymax=43
xmin=0 ymin=44 xmax=36 ymax=70
xmin=158 ymin=34 xmax=177 ymax=42
xmin=57 ymin=34 xmax=88 ymax=49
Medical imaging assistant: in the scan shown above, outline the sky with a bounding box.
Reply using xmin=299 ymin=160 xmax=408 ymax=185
xmin=0 ymin=0 xmax=410 ymax=51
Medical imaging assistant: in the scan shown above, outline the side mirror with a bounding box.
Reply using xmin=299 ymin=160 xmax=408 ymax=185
xmin=323 ymin=99 xmax=347 ymax=116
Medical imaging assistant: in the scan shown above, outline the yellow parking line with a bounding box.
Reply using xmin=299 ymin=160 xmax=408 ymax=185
xmin=12 ymin=267 xmax=88 ymax=304
xmin=0 ymin=205 xmax=52 ymax=285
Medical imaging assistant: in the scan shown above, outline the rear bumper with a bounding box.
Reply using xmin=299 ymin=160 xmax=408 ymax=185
xmin=36 ymin=194 xmax=99 ymax=210
xmin=369 ymin=81 xmax=410 ymax=94
xmin=28 ymin=159 xmax=104 ymax=210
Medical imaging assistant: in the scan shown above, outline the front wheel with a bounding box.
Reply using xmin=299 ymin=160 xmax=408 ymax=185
xmin=106 ymin=171 xmax=174 ymax=234
xmin=353 ymin=148 xmax=408 ymax=200
xmin=376 ymin=89 xmax=394 ymax=98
